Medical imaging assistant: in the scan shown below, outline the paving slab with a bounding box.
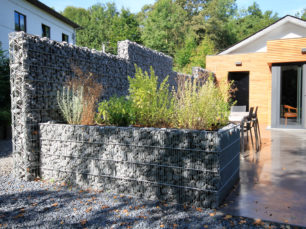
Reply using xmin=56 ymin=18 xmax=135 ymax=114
xmin=220 ymin=128 xmax=306 ymax=227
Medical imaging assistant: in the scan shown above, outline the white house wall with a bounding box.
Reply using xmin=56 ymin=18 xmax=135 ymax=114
xmin=0 ymin=0 xmax=76 ymax=52
xmin=219 ymin=16 xmax=306 ymax=55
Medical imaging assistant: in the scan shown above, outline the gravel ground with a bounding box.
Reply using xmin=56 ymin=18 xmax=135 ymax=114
xmin=0 ymin=140 xmax=294 ymax=229
xmin=0 ymin=140 xmax=13 ymax=177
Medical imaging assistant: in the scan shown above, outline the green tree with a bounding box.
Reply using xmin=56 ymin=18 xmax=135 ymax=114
xmin=62 ymin=3 xmax=141 ymax=54
xmin=302 ymin=9 xmax=306 ymax=20
xmin=175 ymin=0 xmax=210 ymax=18
xmin=228 ymin=3 xmax=278 ymax=42
xmin=174 ymin=33 xmax=197 ymax=70
xmin=178 ymin=35 xmax=215 ymax=73
xmin=140 ymin=0 xmax=187 ymax=56
xmin=110 ymin=8 xmax=142 ymax=49
xmin=188 ymin=36 xmax=215 ymax=68
xmin=175 ymin=0 xmax=235 ymax=72
xmin=295 ymin=8 xmax=306 ymax=20
xmin=190 ymin=0 xmax=237 ymax=50
xmin=62 ymin=6 xmax=91 ymax=47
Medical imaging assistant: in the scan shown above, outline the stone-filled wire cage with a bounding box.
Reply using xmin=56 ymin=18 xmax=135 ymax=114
xmin=39 ymin=124 xmax=240 ymax=208
xmin=9 ymin=32 xmax=199 ymax=180
xmin=9 ymin=32 xmax=239 ymax=208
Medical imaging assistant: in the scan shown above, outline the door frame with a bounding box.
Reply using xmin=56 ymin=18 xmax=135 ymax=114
xmin=228 ymin=71 xmax=250 ymax=111
xmin=271 ymin=63 xmax=306 ymax=128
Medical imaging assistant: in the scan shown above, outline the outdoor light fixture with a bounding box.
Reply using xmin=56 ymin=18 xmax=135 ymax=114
xmin=301 ymin=48 xmax=306 ymax=54
xmin=235 ymin=61 xmax=242 ymax=66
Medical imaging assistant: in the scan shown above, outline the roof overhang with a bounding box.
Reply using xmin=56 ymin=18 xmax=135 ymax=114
xmin=25 ymin=0 xmax=80 ymax=29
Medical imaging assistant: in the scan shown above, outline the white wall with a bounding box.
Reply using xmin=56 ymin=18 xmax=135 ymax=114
xmin=0 ymin=0 xmax=76 ymax=52
xmin=232 ymin=22 xmax=306 ymax=54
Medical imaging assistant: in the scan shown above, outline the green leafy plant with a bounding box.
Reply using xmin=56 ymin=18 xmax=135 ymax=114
xmin=173 ymin=75 xmax=232 ymax=130
xmin=128 ymin=65 xmax=174 ymax=127
xmin=96 ymin=96 xmax=135 ymax=126
xmin=95 ymin=65 xmax=233 ymax=130
xmin=57 ymin=86 xmax=84 ymax=125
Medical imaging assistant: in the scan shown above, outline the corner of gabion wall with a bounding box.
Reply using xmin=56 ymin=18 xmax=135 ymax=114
xmin=9 ymin=31 xmax=215 ymax=180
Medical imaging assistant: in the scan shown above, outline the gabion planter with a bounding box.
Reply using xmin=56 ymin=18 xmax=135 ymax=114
xmin=39 ymin=123 xmax=240 ymax=208
xmin=9 ymin=32 xmax=206 ymax=181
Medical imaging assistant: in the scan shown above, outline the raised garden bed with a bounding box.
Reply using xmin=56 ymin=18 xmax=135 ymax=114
xmin=39 ymin=123 xmax=240 ymax=208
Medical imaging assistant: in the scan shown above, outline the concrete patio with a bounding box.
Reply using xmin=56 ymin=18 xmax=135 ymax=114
xmin=220 ymin=127 xmax=306 ymax=227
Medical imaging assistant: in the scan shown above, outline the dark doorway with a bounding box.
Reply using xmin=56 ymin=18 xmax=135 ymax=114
xmin=228 ymin=72 xmax=249 ymax=110
xmin=279 ymin=65 xmax=302 ymax=126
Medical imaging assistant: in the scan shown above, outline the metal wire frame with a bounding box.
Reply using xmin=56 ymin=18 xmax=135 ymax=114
xmin=9 ymin=32 xmax=240 ymax=191
xmin=40 ymin=167 xmax=219 ymax=193
xmin=39 ymin=125 xmax=240 ymax=197
xmin=39 ymin=135 xmax=240 ymax=154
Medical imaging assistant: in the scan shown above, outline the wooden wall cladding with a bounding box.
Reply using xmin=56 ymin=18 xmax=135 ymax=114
xmin=206 ymin=53 xmax=272 ymax=126
xmin=267 ymin=38 xmax=306 ymax=64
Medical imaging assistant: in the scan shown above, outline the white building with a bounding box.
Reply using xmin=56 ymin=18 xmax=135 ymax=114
xmin=0 ymin=0 xmax=80 ymax=52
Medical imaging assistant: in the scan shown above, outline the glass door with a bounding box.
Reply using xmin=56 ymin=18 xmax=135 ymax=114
xmin=271 ymin=64 xmax=306 ymax=128
xmin=279 ymin=65 xmax=302 ymax=127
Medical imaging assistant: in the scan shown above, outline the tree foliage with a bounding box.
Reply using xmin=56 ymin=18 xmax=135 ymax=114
xmin=295 ymin=8 xmax=306 ymax=20
xmin=175 ymin=0 xmax=210 ymax=18
xmin=140 ymin=0 xmax=187 ymax=56
xmin=174 ymin=33 xmax=197 ymax=70
xmin=61 ymin=0 xmax=281 ymax=73
xmin=302 ymin=9 xmax=306 ymax=20
xmin=62 ymin=3 xmax=141 ymax=54
xmin=228 ymin=3 xmax=279 ymax=42
xmin=184 ymin=36 xmax=216 ymax=73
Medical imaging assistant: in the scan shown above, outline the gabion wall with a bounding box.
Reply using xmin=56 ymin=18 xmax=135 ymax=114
xmin=9 ymin=32 xmax=215 ymax=181
xmin=9 ymin=32 xmax=183 ymax=180
xmin=39 ymin=124 xmax=240 ymax=208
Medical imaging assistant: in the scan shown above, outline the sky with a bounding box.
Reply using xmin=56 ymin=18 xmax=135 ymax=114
xmin=40 ymin=0 xmax=306 ymax=17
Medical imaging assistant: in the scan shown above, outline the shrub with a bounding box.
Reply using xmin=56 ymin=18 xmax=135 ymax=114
xmin=66 ymin=66 xmax=103 ymax=125
xmin=95 ymin=65 xmax=233 ymax=130
xmin=173 ymin=75 xmax=232 ymax=130
xmin=96 ymin=96 xmax=135 ymax=126
xmin=57 ymin=86 xmax=84 ymax=125
xmin=128 ymin=65 xmax=175 ymax=127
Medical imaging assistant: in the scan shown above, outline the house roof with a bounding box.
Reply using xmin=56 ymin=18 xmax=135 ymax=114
xmin=24 ymin=0 xmax=80 ymax=29
xmin=219 ymin=15 xmax=306 ymax=55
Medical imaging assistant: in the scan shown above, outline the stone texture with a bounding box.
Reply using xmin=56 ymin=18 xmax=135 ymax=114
xmin=9 ymin=32 xmax=214 ymax=181
xmin=39 ymin=124 xmax=240 ymax=208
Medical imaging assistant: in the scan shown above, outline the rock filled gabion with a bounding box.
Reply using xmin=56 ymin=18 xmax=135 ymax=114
xmin=9 ymin=31 xmax=215 ymax=181
xmin=39 ymin=124 xmax=240 ymax=208
xmin=117 ymin=40 xmax=177 ymax=87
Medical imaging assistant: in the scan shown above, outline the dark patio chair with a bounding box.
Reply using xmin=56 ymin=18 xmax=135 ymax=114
xmin=252 ymin=106 xmax=261 ymax=151
xmin=243 ymin=107 xmax=254 ymax=149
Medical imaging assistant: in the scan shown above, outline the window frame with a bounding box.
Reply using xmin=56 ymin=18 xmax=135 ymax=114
xmin=14 ymin=11 xmax=27 ymax=32
xmin=41 ymin=24 xmax=51 ymax=38
xmin=62 ymin=33 xmax=69 ymax=42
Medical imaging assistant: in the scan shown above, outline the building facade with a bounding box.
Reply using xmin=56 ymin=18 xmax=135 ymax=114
xmin=0 ymin=0 xmax=79 ymax=52
xmin=206 ymin=15 xmax=306 ymax=129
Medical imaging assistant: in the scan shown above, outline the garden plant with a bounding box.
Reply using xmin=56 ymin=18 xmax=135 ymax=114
xmin=57 ymin=65 xmax=234 ymax=130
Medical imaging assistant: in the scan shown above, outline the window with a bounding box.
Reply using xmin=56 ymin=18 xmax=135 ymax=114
xmin=14 ymin=11 xmax=26 ymax=32
xmin=42 ymin=24 xmax=50 ymax=38
xmin=62 ymin=33 xmax=69 ymax=42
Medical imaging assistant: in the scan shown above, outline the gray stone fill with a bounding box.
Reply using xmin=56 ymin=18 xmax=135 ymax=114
xmin=9 ymin=31 xmax=233 ymax=209
xmin=39 ymin=124 xmax=240 ymax=208
xmin=9 ymin=32 xmax=190 ymax=180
